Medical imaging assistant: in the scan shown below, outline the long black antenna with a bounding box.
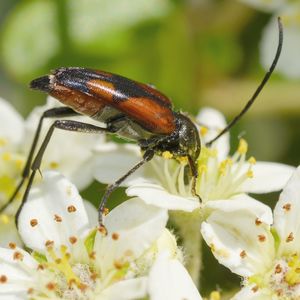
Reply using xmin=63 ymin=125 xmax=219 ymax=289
xmin=206 ymin=17 xmax=283 ymax=147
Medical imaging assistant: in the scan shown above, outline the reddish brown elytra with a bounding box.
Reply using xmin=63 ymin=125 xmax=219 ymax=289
xmin=0 ymin=18 xmax=283 ymax=229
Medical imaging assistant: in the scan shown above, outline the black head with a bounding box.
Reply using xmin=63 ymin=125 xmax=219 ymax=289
xmin=173 ymin=113 xmax=201 ymax=162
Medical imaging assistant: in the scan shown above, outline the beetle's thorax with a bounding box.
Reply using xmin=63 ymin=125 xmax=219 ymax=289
xmin=141 ymin=112 xmax=201 ymax=162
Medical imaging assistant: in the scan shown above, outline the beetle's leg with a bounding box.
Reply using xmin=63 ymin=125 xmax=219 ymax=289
xmin=0 ymin=107 xmax=79 ymax=214
xmin=188 ymin=155 xmax=201 ymax=202
xmin=98 ymin=149 xmax=154 ymax=227
xmin=15 ymin=120 xmax=109 ymax=227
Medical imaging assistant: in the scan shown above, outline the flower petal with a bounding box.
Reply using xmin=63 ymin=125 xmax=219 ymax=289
xmin=197 ymin=107 xmax=229 ymax=160
xmin=201 ymin=195 xmax=275 ymax=277
xmin=0 ymin=98 xmax=24 ymax=149
xmin=148 ymin=253 xmax=202 ymax=300
xmin=232 ymin=285 xmax=271 ymax=300
xmin=95 ymin=198 xmax=168 ymax=273
xmin=101 ymin=277 xmax=148 ymax=300
xmin=239 ymin=0 xmax=285 ymax=12
xmin=0 ymin=218 xmax=23 ymax=248
xmin=273 ymin=166 xmax=300 ymax=255
xmin=204 ymin=194 xmax=273 ymax=225
xmin=261 ymin=6 xmax=300 ymax=78
xmin=242 ymin=161 xmax=295 ymax=193
xmin=126 ymin=182 xmax=200 ymax=212
xmin=18 ymin=171 xmax=91 ymax=251
xmin=0 ymin=247 xmax=36 ymax=294
xmin=93 ymin=143 xmax=143 ymax=185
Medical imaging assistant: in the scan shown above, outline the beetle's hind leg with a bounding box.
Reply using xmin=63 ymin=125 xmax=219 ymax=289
xmin=0 ymin=107 xmax=78 ymax=214
xmin=15 ymin=119 xmax=110 ymax=227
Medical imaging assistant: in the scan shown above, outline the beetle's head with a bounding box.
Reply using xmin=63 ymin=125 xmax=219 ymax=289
xmin=175 ymin=113 xmax=201 ymax=162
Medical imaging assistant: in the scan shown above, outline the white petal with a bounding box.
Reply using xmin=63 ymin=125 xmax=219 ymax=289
xmin=261 ymin=6 xmax=300 ymax=78
xmin=126 ymin=182 xmax=200 ymax=212
xmin=148 ymin=253 xmax=202 ymax=300
xmin=201 ymin=199 xmax=275 ymax=277
xmin=0 ymin=219 xmax=23 ymax=248
xmin=101 ymin=277 xmax=147 ymax=300
xmin=18 ymin=171 xmax=91 ymax=251
xmin=95 ymin=198 xmax=168 ymax=273
xmin=205 ymin=194 xmax=273 ymax=225
xmin=0 ymin=247 xmax=36 ymax=294
xmin=83 ymin=200 xmax=98 ymax=227
xmin=93 ymin=143 xmax=144 ymax=185
xmin=239 ymin=0 xmax=285 ymax=12
xmin=196 ymin=107 xmax=229 ymax=160
xmin=0 ymin=98 xmax=24 ymax=148
xmin=274 ymin=166 xmax=300 ymax=255
xmin=242 ymin=161 xmax=295 ymax=193
xmin=232 ymin=285 xmax=271 ymax=300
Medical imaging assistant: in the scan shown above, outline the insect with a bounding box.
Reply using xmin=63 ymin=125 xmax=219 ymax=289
xmin=0 ymin=19 xmax=283 ymax=228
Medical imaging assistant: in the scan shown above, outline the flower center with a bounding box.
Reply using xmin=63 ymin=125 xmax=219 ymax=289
xmin=28 ymin=245 xmax=98 ymax=299
xmin=249 ymin=254 xmax=300 ymax=299
xmin=26 ymin=236 xmax=134 ymax=300
xmin=150 ymin=139 xmax=255 ymax=202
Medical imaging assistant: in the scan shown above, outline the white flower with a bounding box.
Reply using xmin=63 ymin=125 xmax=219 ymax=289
xmin=240 ymin=0 xmax=300 ymax=78
xmin=93 ymin=107 xmax=294 ymax=212
xmin=0 ymin=171 xmax=202 ymax=300
xmin=201 ymin=166 xmax=300 ymax=299
xmin=0 ymin=96 xmax=104 ymax=246
xmin=92 ymin=107 xmax=293 ymax=284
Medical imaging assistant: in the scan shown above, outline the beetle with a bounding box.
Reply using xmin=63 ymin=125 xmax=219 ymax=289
xmin=0 ymin=19 xmax=283 ymax=228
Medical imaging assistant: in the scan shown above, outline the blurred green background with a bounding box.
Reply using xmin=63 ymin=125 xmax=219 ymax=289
xmin=1 ymin=0 xmax=300 ymax=297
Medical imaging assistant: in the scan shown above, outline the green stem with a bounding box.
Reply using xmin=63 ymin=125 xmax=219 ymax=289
xmin=170 ymin=209 xmax=203 ymax=288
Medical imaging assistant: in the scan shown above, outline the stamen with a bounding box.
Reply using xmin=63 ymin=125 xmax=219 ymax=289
xmin=237 ymin=139 xmax=248 ymax=155
xmin=200 ymin=126 xmax=208 ymax=136
xmin=0 ymin=214 xmax=10 ymax=225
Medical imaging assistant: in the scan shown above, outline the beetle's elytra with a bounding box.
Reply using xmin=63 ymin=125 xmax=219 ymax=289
xmin=0 ymin=18 xmax=283 ymax=229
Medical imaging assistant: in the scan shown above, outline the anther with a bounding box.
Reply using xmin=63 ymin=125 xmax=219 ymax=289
xmin=286 ymin=232 xmax=294 ymax=243
xmin=258 ymin=235 xmax=266 ymax=242
xmin=283 ymin=203 xmax=291 ymax=211
xmin=30 ymin=219 xmax=38 ymax=227
xmin=67 ymin=205 xmax=77 ymax=213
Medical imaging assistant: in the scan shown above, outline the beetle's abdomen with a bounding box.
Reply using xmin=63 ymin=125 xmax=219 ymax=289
xmin=30 ymin=75 xmax=105 ymax=117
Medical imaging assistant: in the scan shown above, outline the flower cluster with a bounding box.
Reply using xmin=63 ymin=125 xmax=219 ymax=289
xmin=0 ymin=96 xmax=298 ymax=299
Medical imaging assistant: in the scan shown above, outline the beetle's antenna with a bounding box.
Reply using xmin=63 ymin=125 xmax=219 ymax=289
xmin=206 ymin=17 xmax=283 ymax=147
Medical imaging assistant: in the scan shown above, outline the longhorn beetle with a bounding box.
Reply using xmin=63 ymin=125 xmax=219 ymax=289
xmin=1 ymin=18 xmax=283 ymax=228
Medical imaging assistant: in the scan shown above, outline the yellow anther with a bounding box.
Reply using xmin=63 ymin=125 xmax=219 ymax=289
xmin=237 ymin=138 xmax=248 ymax=155
xmin=0 ymin=138 xmax=7 ymax=147
xmin=219 ymin=159 xmax=232 ymax=175
xmin=177 ymin=156 xmax=188 ymax=164
xmin=162 ymin=151 xmax=173 ymax=159
xmin=198 ymin=165 xmax=207 ymax=174
xmin=2 ymin=152 xmax=11 ymax=161
xmin=247 ymin=170 xmax=254 ymax=178
xmin=49 ymin=161 xmax=59 ymax=169
xmin=0 ymin=214 xmax=10 ymax=224
xmin=200 ymin=126 xmax=208 ymax=136
xmin=248 ymin=156 xmax=256 ymax=165
xmin=209 ymin=291 xmax=221 ymax=300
